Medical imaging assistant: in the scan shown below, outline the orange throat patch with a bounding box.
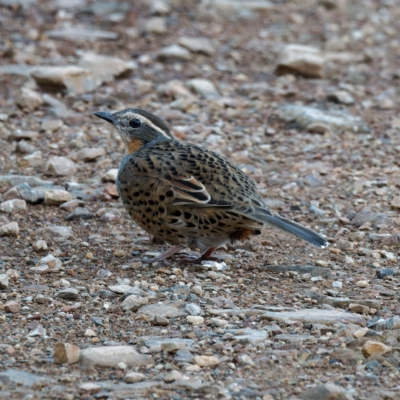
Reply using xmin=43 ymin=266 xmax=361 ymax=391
xmin=126 ymin=138 xmax=143 ymax=154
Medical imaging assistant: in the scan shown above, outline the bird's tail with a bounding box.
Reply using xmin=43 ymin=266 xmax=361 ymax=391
xmin=255 ymin=212 xmax=328 ymax=248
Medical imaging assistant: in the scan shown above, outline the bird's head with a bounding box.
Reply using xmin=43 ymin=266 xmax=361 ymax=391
xmin=93 ymin=108 xmax=173 ymax=154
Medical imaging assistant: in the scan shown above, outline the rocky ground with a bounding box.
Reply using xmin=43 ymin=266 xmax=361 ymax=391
xmin=1 ymin=0 xmax=400 ymax=399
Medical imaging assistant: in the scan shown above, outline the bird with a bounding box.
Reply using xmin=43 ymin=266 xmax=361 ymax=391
xmin=93 ymin=108 xmax=328 ymax=264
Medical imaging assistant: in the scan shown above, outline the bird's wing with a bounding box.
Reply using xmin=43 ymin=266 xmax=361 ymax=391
xmin=167 ymin=176 xmax=231 ymax=207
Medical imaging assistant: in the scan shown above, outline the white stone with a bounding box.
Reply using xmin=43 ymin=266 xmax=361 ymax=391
xmin=101 ymin=169 xmax=119 ymax=182
xmin=124 ymin=372 xmax=146 ymax=383
xmin=108 ymin=284 xmax=133 ymax=294
xmin=0 ymin=274 xmax=9 ymax=289
xmin=194 ymin=355 xmax=220 ymax=367
xmin=84 ymin=329 xmax=97 ymax=337
xmin=15 ymin=87 xmax=43 ymax=112
xmin=31 ymin=66 xmax=100 ymax=95
xmin=23 ymin=151 xmax=42 ymax=167
xmin=80 ymin=346 xmax=153 ymax=367
xmin=362 ymin=340 xmax=392 ymax=356
xmin=121 ymin=295 xmax=148 ymax=312
xmin=150 ymin=0 xmax=171 ymax=15
xmin=186 ymin=79 xmax=219 ymax=98
xmin=186 ymin=316 xmax=204 ymax=325
xmin=76 ymin=148 xmax=106 ymax=161
xmin=157 ymin=44 xmax=192 ymax=62
xmin=79 ymin=52 xmax=136 ymax=83
xmin=44 ymin=190 xmax=73 ymax=205
xmin=143 ymin=17 xmax=166 ymax=34
xmin=276 ymin=44 xmax=325 ymax=78
xmin=178 ymin=37 xmax=215 ymax=55
xmin=0 ymin=222 xmax=19 ymax=237
xmin=164 ymin=370 xmax=184 ymax=383
xmin=0 ymin=199 xmax=26 ymax=213
xmin=32 ymin=240 xmax=48 ymax=252
xmin=45 ymin=156 xmax=76 ymax=176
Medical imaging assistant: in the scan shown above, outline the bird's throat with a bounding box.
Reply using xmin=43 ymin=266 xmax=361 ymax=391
xmin=126 ymin=138 xmax=143 ymax=154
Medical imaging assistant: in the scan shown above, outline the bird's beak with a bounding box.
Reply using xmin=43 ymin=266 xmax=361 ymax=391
xmin=93 ymin=111 xmax=115 ymax=124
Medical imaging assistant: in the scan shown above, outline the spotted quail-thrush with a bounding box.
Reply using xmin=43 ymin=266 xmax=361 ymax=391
xmin=94 ymin=108 xmax=328 ymax=264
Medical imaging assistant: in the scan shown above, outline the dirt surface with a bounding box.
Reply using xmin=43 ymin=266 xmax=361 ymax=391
xmin=0 ymin=0 xmax=400 ymax=399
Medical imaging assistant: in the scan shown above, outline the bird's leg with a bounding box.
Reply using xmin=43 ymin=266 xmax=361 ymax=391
xmin=180 ymin=247 xmax=219 ymax=264
xmin=130 ymin=245 xmax=186 ymax=265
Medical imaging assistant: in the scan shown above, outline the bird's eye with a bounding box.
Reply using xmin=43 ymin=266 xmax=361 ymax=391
xmin=129 ymin=119 xmax=141 ymax=129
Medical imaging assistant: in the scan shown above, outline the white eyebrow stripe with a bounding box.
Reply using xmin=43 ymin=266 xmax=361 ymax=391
xmin=130 ymin=113 xmax=170 ymax=138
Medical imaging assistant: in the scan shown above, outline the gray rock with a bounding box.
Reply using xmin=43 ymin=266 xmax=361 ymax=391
xmin=174 ymin=349 xmax=194 ymax=363
xmin=185 ymin=303 xmax=202 ymax=316
xmin=232 ymin=328 xmax=268 ymax=344
xmin=299 ymin=382 xmax=354 ymax=400
xmin=263 ymin=265 xmax=332 ymax=278
xmin=79 ymin=52 xmax=136 ymax=83
xmin=376 ymin=268 xmax=398 ymax=279
xmin=76 ymin=148 xmax=106 ymax=161
xmin=159 ymin=285 xmax=190 ymax=296
xmin=156 ymin=44 xmax=192 ymax=62
xmin=350 ymin=209 xmax=391 ymax=228
xmin=274 ymin=333 xmax=311 ymax=342
xmin=44 ymin=189 xmax=73 ymax=205
xmin=178 ymin=37 xmax=215 ymax=55
xmin=206 ymin=0 xmax=274 ymax=19
xmin=43 ymin=225 xmax=73 ymax=239
xmin=0 ymin=175 xmax=53 ymax=188
xmin=98 ymin=290 xmax=118 ymax=299
xmin=276 ymin=44 xmax=325 ymax=78
xmin=9 ymin=130 xmax=39 ymax=141
xmin=0 ymin=274 xmax=9 ymax=289
xmin=139 ymin=301 xmax=187 ymax=318
xmin=65 ymin=207 xmax=95 ymax=220
xmin=209 ymin=308 xmax=265 ymax=316
xmin=143 ymin=338 xmax=194 ymax=352
xmin=121 ymin=295 xmax=148 ymax=312
xmin=80 ymin=346 xmax=152 ymax=367
xmin=16 ymin=140 xmax=36 ymax=154
xmin=0 ymin=222 xmax=19 ymax=237
xmin=0 ymin=369 xmax=48 ymax=388
xmin=45 ymin=156 xmax=76 ymax=177
xmin=319 ymin=296 xmax=351 ymax=308
xmin=59 ymin=199 xmax=84 ymax=212
xmin=41 ymin=119 xmax=63 ymax=133
xmin=327 ymin=90 xmax=355 ymax=105
xmin=0 ymin=199 xmax=26 ymax=213
xmin=92 ymin=316 xmax=104 ymax=326
xmin=45 ymin=27 xmax=118 ymax=42
xmin=27 ymin=325 xmax=47 ymax=337
xmin=23 ymin=151 xmax=43 ymax=167
xmin=151 ymin=316 xmax=169 ymax=326
xmin=108 ymin=284 xmax=133 ymax=294
xmin=16 ymin=183 xmax=43 ymax=203
xmin=237 ymin=82 xmax=273 ymax=96
xmin=150 ymin=0 xmax=171 ymax=15
xmin=186 ymin=79 xmax=219 ymax=98
xmin=261 ymin=309 xmax=365 ymax=326
xmin=15 ymin=87 xmax=43 ymax=112
xmin=56 ymin=288 xmax=79 ymax=300
xmin=101 ymin=169 xmax=118 ymax=182
xmin=143 ymin=17 xmax=166 ymax=34
xmin=276 ymin=104 xmax=369 ymax=133
xmin=385 ymin=316 xmax=400 ymax=330
xmin=31 ymin=66 xmax=101 ymax=95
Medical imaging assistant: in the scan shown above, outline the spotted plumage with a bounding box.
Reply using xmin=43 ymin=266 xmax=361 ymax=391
xmin=94 ymin=108 xmax=328 ymax=264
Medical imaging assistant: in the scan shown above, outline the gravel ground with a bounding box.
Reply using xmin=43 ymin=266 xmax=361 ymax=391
xmin=1 ymin=0 xmax=400 ymax=399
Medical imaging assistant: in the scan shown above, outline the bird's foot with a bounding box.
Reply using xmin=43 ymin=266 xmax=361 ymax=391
xmin=129 ymin=245 xmax=186 ymax=266
xmin=180 ymin=247 xmax=218 ymax=265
